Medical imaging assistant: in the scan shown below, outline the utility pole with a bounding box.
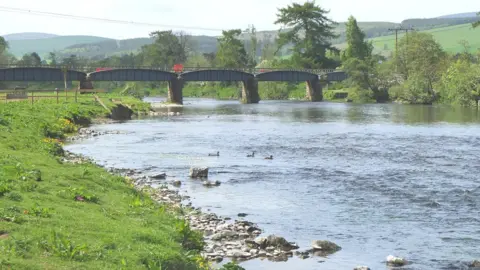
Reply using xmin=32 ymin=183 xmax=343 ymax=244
xmin=388 ymin=26 xmax=415 ymax=72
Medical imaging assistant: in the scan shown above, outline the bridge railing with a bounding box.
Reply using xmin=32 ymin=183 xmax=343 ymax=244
xmin=0 ymin=65 xmax=341 ymax=75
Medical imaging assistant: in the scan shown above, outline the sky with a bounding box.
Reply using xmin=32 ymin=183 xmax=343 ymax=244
xmin=0 ymin=0 xmax=478 ymax=39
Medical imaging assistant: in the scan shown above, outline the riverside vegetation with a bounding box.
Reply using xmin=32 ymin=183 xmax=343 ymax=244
xmin=0 ymin=98 xmax=246 ymax=270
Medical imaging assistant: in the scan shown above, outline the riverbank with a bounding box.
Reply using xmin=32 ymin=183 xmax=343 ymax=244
xmin=66 ymin=129 xmax=342 ymax=265
xmin=0 ymin=98 xmax=208 ymax=269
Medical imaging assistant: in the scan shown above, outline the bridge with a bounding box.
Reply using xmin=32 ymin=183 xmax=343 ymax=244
xmin=0 ymin=66 xmax=348 ymax=104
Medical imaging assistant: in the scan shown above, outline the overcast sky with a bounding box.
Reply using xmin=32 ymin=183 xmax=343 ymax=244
xmin=0 ymin=0 xmax=478 ymax=39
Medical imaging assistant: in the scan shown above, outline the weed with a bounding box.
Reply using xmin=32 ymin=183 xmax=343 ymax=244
xmin=40 ymin=231 xmax=89 ymax=261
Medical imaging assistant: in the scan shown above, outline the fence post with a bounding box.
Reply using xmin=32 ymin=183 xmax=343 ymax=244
xmin=56 ymin=89 xmax=59 ymax=104
xmin=31 ymin=91 xmax=34 ymax=105
xmin=75 ymin=89 xmax=78 ymax=103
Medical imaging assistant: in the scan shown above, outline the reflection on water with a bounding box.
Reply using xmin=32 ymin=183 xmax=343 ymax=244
xmin=66 ymin=98 xmax=480 ymax=270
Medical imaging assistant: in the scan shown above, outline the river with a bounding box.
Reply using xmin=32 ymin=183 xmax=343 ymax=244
xmin=65 ymin=98 xmax=480 ymax=270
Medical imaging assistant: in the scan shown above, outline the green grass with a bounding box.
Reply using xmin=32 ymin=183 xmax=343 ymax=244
xmin=334 ymin=23 xmax=480 ymax=56
xmin=0 ymin=98 xmax=206 ymax=270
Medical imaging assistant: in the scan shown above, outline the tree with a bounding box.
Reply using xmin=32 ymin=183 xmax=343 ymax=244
xmin=274 ymin=1 xmax=338 ymax=68
xmin=62 ymin=54 xmax=78 ymax=67
xmin=18 ymin=52 xmax=42 ymax=66
xmin=141 ymin=30 xmax=190 ymax=68
xmin=439 ymin=60 xmax=480 ymax=106
xmin=342 ymin=16 xmax=372 ymax=60
xmin=244 ymin=25 xmax=258 ymax=67
xmin=48 ymin=52 xmax=58 ymax=66
xmin=473 ymin=12 xmax=479 ymax=28
xmin=0 ymin=36 xmax=8 ymax=55
xmin=395 ymin=32 xmax=446 ymax=89
xmin=215 ymin=29 xmax=248 ymax=68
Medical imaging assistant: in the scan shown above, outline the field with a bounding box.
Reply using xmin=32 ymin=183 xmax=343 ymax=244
xmin=334 ymin=23 xmax=480 ymax=56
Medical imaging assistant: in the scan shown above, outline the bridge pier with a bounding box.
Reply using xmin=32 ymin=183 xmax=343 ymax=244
xmin=79 ymin=78 xmax=94 ymax=90
xmin=306 ymin=78 xmax=323 ymax=102
xmin=241 ymin=78 xmax=260 ymax=104
xmin=168 ymin=78 xmax=183 ymax=105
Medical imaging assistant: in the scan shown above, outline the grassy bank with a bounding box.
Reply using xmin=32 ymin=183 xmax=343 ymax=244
xmin=0 ymin=98 xmax=207 ymax=269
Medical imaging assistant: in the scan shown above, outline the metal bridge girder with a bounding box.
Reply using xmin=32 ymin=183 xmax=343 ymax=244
xmin=180 ymin=69 xmax=254 ymax=81
xmin=0 ymin=67 xmax=86 ymax=81
xmin=255 ymin=70 xmax=319 ymax=82
xmin=87 ymin=69 xmax=177 ymax=81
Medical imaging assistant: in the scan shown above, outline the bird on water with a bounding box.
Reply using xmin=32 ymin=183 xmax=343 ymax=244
xmin=208 ymin=151 xmax=220 ymax=156
xmin=264 ymin=155 xmax=273 ymax=160
xmin=247 ymin=151 xmax=255 ymax=157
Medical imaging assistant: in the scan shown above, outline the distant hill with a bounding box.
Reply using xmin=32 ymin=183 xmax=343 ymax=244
xmin=3 ymin=32 xmax=59 ymax=41
xmin=3 ymin=14 xmax=479 ymax=60
xmin=6 ymin=35 xmax=114 ymax=58
xmin=334 ymin=23 xmax=480 ymax=56
xmin=437 ymin=12 xmax=478 ymax=19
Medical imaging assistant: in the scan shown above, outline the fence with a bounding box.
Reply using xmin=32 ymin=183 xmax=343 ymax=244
xmin=0 ymin=89 xmax=107 ymax=104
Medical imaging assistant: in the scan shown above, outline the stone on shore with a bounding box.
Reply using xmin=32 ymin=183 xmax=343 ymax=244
xmin=189 ymin=167 xmax=209 ymax=178
xmin=386 ymin=255 xmax=407 ymax=266
xmin=172 ymin=180 xmax=182 ymax=187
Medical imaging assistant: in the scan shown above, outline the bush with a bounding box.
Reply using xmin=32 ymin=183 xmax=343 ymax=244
xmin=347 ymin=87 xmax=374 ymax=103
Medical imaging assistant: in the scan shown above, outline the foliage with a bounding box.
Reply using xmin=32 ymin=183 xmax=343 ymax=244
xmin=219 ymin=262 xmax=246 ymax=270
xmin=347 ymin=87 xmax=374 ymax=103
xmin=0 ymin=99 xmax=204 ymax=269
xmin=473 ymin=12 xmax=480 ymax=28
xmin=438 ymin=60 xmax=480 ymax=106
xmin=244 ymin=25 xmax=258 ymax=68
xmin=389 ymin=32 xmax=447 ymax=103
xmin=216 ymin=29 xmax=248 ymax=68
xmin=342 ymin=16 xmax=373 ymax=60
xmin=274 ymin=0 xmax=339 ymax=68
xmin=140 ymin=30 xmax=191 ymax=68
xmin=0 ymin=36 xmax=8 ymax=54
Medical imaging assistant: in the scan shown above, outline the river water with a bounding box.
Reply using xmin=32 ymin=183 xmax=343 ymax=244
xmin=65 ymin=98 xmax=480 ymax=270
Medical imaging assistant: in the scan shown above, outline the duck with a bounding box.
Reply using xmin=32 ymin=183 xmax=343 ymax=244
xmin=247 ymin=151 xmax=255 ymax=157
xmin=264 ymin=155 xmax=273 ymax=160
xmin=208 ymin=151 xmax=219 ymax=157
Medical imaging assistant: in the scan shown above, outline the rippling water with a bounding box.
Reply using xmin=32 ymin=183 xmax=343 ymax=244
xmin=65 ymin=98 xmax=480 ymax=270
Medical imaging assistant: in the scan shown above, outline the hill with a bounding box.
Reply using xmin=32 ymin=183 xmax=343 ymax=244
xmin=334 ymin=23 xmax=480 ymax=56
xmin=3 ymin=14 xmax=479 ymax=60
xmin=3 ymin=32 xmax=59 ymax=41
xmin=437 ymin=12 xmax=478 ymax=19
xmin=6 ymin=35 xmax=114 ymax=58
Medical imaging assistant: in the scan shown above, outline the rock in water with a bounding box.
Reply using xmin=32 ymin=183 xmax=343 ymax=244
xmin=172 ymin=180 xmax=182 ymax=187
xmin=386 ymin=255 xmax=407 ymax=266
xmin=266 ymin=235 xmax=298 ymax=251
xmin=151 ymin=172 xmax=166 ymax=179
xmin=354 ymin=266 xmax=371 ymax=270
xmin=189 ymin=167 xmax=209 ymax=178
xmin=470 ymin=260 xmax=480 ymax=268
xmin=311 ymin=240 xmax=341 ymax=254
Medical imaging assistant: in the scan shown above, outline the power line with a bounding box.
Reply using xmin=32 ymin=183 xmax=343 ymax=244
xmin=0 ymin=5 xmax=225 ymax=32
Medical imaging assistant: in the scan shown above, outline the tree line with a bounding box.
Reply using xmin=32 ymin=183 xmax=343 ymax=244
xmin=0 ymin=2 xmax=479 ymax=105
